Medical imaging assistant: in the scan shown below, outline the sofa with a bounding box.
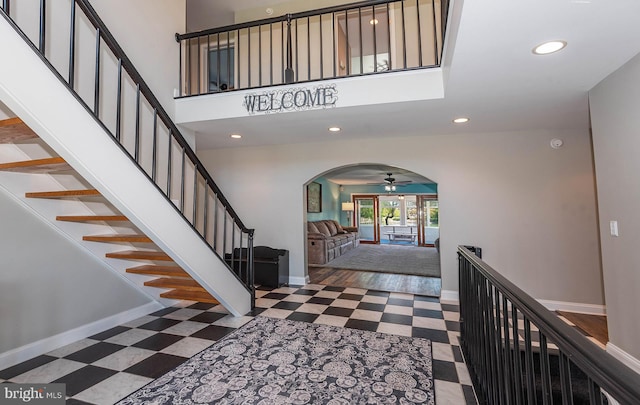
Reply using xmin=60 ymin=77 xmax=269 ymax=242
xmin=307 ymin=220 xmax=360 ymax=265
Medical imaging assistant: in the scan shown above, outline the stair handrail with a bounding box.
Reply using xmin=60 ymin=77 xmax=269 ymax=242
xmin=458 ymin=246 xmax=640 ymax=404
xmin=0 ymin=0 xmax=255 ymax=298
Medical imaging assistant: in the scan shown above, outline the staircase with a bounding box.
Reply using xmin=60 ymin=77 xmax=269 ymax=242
xmin=0 ymin=118 xmax=220 ymax=305
xmin=0 ymin=1 xmax=254 ymax=315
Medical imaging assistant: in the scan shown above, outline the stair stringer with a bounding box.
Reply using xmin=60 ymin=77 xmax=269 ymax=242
xmin=0 ymin=17 xmax=251 ymax=316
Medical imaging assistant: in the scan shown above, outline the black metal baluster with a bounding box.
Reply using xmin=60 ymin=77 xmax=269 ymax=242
xmin=2 ymin=0 xmax=10 ymax=15
xmin=151 ymin=109 xmax=157 ymax=182
xmin=358 ymin=7 xmax=363 ymax=74
xmin=269 ymin=23 xmax=273 ymax=84
xmin=187 ymin=38 xmax=191 ymax=95
xmin=332 ymin=12 xmax=336 ymax=78
xmin=166 ymin=132 xmax=172 ymax=197
xmin=401 ymin=0 xmax=407 ymax=68
xmin=431 ymin=0 xmax=438 ymax=65
xmin=281 ymin=21 xmax=285 ymax=83
xmin=539 ymin=334 xmax=553 ymax=405
xmin=238 ymin=228 xmax=244 ymax=282
xmin=109 ymin=69 xmax=123 ymax=135
xmin=523 ymin=318 xmax=538 ymax=404
xmin=180 ymin=147 xmax=185 ymax=213
xmin=223 ymin=212 xmax=228 ymax=260
xmin=231 ymin=223 xmax=236 ymax=277
xmin=494 ymin=289 xmax=506 ymax=404
xmin=295 ymin=18 xmax=299 ymax=81
xmin=226 ymin=32 xmax=231 ymax=90
xmin=416 ymin=0 xmax=423 ymax=67
xmin=216 ymin=33 xmax=220 ymax=92
xmin=345 ymin=10 xmax=350 ymax=75
xmin=206 ymin=34 xmax=210 ymax=93
xmin=39 ymin=0 xmax=46 ymax=54
xmin=236 ymin=29 xmax=240 ymax=89
xmin=68 ymin=0 xmax=76 ymax=87
xmin=192 ymin=166 xmax=198 ymax=226
xmin=197 ymin=36 xmax=201 ymax=94
xmin=387 ymin=3 xmax=392 ymax=70
xmin=512 ymin=308 xmax=524 ymax=405
xmin=372 ymin=6 xmax=377 ymax=72
xmin=247 ymin=27 xmax=251 ymax=87
xmin=559 ymin=352 xmax=574 ymax=405
xmin=258 ymin=24 xmax=262 ymax=86
xmin=307 ymin=16 xmax=310 ymax=80
xmin=203 ymin=185 xmax=209 ymax=242
xmin=502 ymin=297 xmax=514 ymax=405
xmin=319 ymin=14 xmax=323 ymax=78
xmin=94 ymin=28 xmax=100 ymax=116
xmin=587 ymin=377 xmax=603 ymax=405
xmin=213 ymin=194 xmax=219 ymax=251
xmin=178 ymin=37 xmax=182 ymax=96
xmin=134 ymin=84 xmax=141 ymax=161
xmin=248 ymin=232 xmax=255 ymax=307
xmin=285 ymin=16 xmax=293 ymax=83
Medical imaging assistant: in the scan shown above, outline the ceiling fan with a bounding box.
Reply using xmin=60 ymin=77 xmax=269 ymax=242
xmin=380 ymin=172 xmax=411 ymax=191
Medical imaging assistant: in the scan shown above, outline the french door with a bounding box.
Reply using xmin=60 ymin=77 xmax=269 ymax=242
xmin=417 ymin=195 xmax=439 ymax=246
xmin=353 ymin=195 xmax=379 ymax=244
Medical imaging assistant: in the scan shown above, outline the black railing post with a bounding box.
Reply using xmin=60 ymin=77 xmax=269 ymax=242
xmin=68 ymin=0 xmax=75 ymax=87
xmin=284 ymin=14 xmax=294 ymax=83
xmin=248 ymin=231 xmax=255 ymax=309
xmin=2 ymin=0 xmax=9 ymax=14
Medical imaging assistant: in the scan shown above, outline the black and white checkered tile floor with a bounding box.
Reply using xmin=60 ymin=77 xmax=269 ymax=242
xmin=0 ymin=284 xmax=478 ymax=404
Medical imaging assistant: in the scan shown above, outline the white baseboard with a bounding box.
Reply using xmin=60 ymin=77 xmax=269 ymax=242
xmin=289 ymin=275 xmax=310 ymax=286
xmin=606 ymin=342 xmax=640 ymax=375
xmin=0 ymin=301 xmax=162 ymax=371
xmin=440 ymin=290 xmax=459 ymax=303
xmin=537 ymin=299 xmax=606 ymax=315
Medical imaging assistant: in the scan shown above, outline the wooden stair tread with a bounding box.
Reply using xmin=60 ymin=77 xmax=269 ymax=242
xmin=0 ymin=157 xmax=72 ymax=173
xmin=84 ymin=234 xmax=152 ymax=243
xmin=126 ymin=265 xmax=190 ymax=277
xmin=0 ymin=118 xmax=38 ymax=143
xmin=106 ymin=250 xmax=172 ymax=261
xmin=144 ymin=278 xmax=205 ymax=292
xmin=160 ymin=289 xmax=219 ymax=304
xmin=56 ymin=215 xmax=129 ymax=222
xmin=26 ymin=189 xmax=101 ymax=198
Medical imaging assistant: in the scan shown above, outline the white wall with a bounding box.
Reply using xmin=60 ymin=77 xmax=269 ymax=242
xmin=198 ymin=128 xmax=603 ymax=304
xmin=589 ymin=51 xmax=640 ymax=360
xmin=0 ymin=186 xmax=151 ymax=356
xmin=91 ymin=0 xmax=185 ymax=118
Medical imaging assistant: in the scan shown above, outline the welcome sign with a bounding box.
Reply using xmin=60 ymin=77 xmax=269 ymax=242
xmin=243 ymin=84 xmax=338 ymax=115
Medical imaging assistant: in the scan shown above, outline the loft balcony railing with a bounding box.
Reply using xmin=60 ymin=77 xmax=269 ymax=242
xmin=0 ymin=0 xmax=255 ymax=303
xmin=458 ymin=247 xmax=640 ymax=404
xmin=176 ymin=0 xmax=449 ymax=97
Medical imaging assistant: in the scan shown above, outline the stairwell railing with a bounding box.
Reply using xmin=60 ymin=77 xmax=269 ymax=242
xmin=0 ymin=0 xmax=255 ymax=306
xmin=176 ymin=0 xmax=449 ymax=96
xmin=458 ymin=246 xmax=640 ymax=404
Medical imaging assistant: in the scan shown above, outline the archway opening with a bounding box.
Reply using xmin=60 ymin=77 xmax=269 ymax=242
xmin=304 ymin=163 xmax=441 ymax=296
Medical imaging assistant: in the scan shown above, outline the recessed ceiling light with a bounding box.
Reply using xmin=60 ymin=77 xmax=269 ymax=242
xmin=370 ymin=18 xmax=379 ymax=25
xmin=533 ymin=40 xmax=567 ymax=55
xmin=452 ymin=117 xmax=470 ymax=124
xmin=328 ymin=126 xmax=341 ymax=132
xmin=230 ymin=134 xmax=242 ymax=139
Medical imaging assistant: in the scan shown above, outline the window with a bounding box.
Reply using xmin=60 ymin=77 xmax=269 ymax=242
xmin=208 ymin=46 xmax=235 ymax=92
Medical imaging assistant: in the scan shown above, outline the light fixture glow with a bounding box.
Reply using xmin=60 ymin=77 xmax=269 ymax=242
xmin=328 ymin=126 xmax=341 ymax=132
xmin=533 ymin=40 xmax=567 ymax=55
xmin=453 ymin=117 xmax=470 ymax=124
xmin=370 ymin=18 xmax=379 ymax=25
xmin=230 ymin=134 xmax=242 ymax=139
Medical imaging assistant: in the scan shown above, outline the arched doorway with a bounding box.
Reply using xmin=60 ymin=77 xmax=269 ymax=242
xmin=304 ymin=163 xmax=441 ymax=296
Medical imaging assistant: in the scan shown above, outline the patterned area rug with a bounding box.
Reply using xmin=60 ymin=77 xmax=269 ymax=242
xmin=322 ymin=244 xmax=441 ymax=278
xmin=117 ymin=316 xmax=434 ymax=404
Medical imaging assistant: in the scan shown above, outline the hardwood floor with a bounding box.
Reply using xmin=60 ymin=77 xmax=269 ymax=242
xmin=557 ymin=311 xmax=609 ymax=346
xmin=308 ymin=266 xmax=441 ymax=297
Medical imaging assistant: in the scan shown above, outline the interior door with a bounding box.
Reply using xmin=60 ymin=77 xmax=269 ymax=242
xmin=354 ymin=195 xmax=379 ymax=244
xmin=417 ymin=195 xmax=439 ymax=246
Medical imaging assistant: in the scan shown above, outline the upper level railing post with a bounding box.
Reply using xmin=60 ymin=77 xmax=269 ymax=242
xmin=284 ymin=13 xmax=294 ymax=84
xmin=2 ymin=0 xmax=9 ymax=14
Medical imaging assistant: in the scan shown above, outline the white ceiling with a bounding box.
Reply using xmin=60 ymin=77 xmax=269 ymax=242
xmin=184 ymin=0 xmax=640 ymax=181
